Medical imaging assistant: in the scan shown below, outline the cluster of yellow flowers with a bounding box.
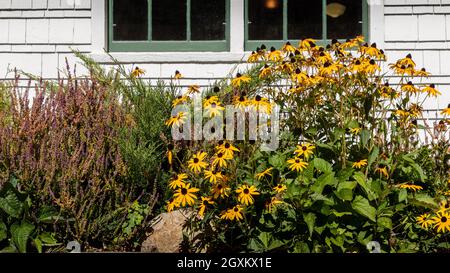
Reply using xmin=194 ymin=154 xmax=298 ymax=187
xmin=417 ymin=200 xmax=450 ymax=233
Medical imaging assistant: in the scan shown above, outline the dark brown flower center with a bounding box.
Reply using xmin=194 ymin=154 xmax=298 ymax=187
xmin=234 ymin=207 xmax=239 ymax=212
xmin=225 ymin=143 xmax=231 ymax=149
xmin=203 ymin=200 xmax=209 ymax=206
xmin=218 ymin=185 xmax=223 ymax=190
xmin=239 ymin=96 xmax=245 ymax=102
xmin=302 ymin=146 xmax=307 ymax=151
xmin=181 ymin=188 xmax=188 ymax=195
xmin=255 ymin=95 xmax=262 ymax=102
xmin=442 ymin=217 xmax=447 ymax=223
xmin=193 ymin=158 xmax=199 ymax=163
xmin=217 ymin=153 xmax=223 ymax=158
xmin=295 ymin=159 xmax=300 ymax=163
xmin=243 ymin=189 xmax=250 ymax=194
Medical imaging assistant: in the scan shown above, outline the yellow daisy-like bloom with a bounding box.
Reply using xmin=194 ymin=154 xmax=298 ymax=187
xmin=415 ymin=67 xmax=430 ymax=77
xmin=265 ymin=197 xmax=283 ymax=213
xmin=362 ymin=43 xmax=383 ymax=58
xmin=441 ymin=104 xmax=450 ymax=116
xmin=350 ymin=59 xmax=365 ymax=73
xmin=217 ymin=142 xmax=240 ymax=158
xmin=255 ymin=167 xmax=273 ymax=180
xmin=220 ymin=205 xmax=244 ymax=221
xmin=250 ymin=95 xmax=272 ymax=115
xmin=292 ymin=68 xmax=308 ymax=83
xmin=352 ymin=159 xmax=368 ymax=169
xmin=365 ymin=59 xmax=381 ymax=74
xmin=212 ymin=152 xmax=232 ymax=168
xmin=316 ymin=50 xmax=332 ymax=64
xmin=233 ymin=95 xmax=249 ymax=110
xmin=204 ymin=169 xmax=224 ymax=184
xmin=282 ymin=41 xmax=296 ymax=53
xmin=174 ymin=70 xmax=183 ymax=79
xmin=259 ymin=64 xmax=272 ymax=79
xmin=211 ymin=182 xmax=231 ymax=199
xmin=294 ymin=143 xmax=315 ymax=159
xmin=349 ymin=127 xmax=362 ymax=135
xmin=231 ymin=73 xmax=251 ymax=88
xmin=397 ymin=53 xmax=416 ymax=68
xmin=438 ymin=200 xmax=450 ymax=214
xmin=188 ymin=152 xmax=208 ymax=173
xmin=187 ymin=85 xmax=201 ymax=95
xmin=273 ymin=184 xmax=287 ymax=193
xmin=399 ymin=184 xmax=423 ymax=192
xmin=299 ymin=38 xmax=316 ymax=50
xmin=198 ymin=196 xmax=214 ymax=217
xmin=166 ymin=198 xmax=180 ymax=213
xmin=287 ymin=157 xmax=308 ymax=172
xmin=268 ymin=47 xmax=283 ymax=62
xmin=173 ymin=183 xmax=200 ymax=207
xmin=394 ymin=109 xmax=409 ymax=118
xmin=375 ymin=166 xmax=389 ymax=178
xmin=416 ymin=213 xmax=433 ymax=230
xmin=204 ymin=101 xmax=225 ymax=118
xmin=172 ymin=95 xmax=189 ymax=107
xmin=247 ymin=51 xmax=260 ymax=63
xmin=422 ymin=84 xmax=441 ymax=97
xmin=236 ymin=185 xmax=260 ymax=205
xmin=165 ymin=112 xmax=187 ymax=127
xmin=203 ymin=95 xmax=220 ymax=107
xmin=131 ymin=66 xmax=145 ymax=77
xmin=432 ymin=211 xmax=450 ymax=233
xmin=168 ymin=173 xmax=188 ymax=189
xmin=401 ymin=81 xmax=419 ymax=94
xmin=319 ymin=61 xmax=340 ymax=76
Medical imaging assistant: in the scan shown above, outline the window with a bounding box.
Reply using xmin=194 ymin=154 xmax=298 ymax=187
xmin=245 ymin=0 xmax=368 ymax=51
xmin=109 ymin=0 xmax=230 ymax=52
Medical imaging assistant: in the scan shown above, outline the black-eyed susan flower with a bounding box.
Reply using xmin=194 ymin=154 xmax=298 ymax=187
xmin=265 ymin=197 xmax=283 ymax=213
xmin=217 ymin=142 xmax=239 ymax=158
xmin=187 ymin=85 xmax=201 ymax=95
xmin=198 ymin=196 xmax=214 ymax=217
xmin=292 ymin=68 xmax=308 ymax=83
xmin=349 ymin=127 xmax=362 ymax=135
xmin=211 ymin=182 xmax=231 ymax=199
xmin=188 ymin=152 xmax=208 ymax=173
xmin=259 ymin=64 xmax=272 ymax=79
xmin=415 ymin=67 xmax=430 ymax=77
xmin=399 ymin=184 xmax=423 ymax=192
xmin=165 ymin=112 xmax=187 ymax=127
xmin=174 ymin=70 xmax=183 ymax=79
xmin=422 ymin=84 xmax=441 ymax=97
xmin=365 ymin=59 xmax=381 ymax=74
xmin=299 ymin=38 xmax=316 ymax=50
xmin=204 ymin=101 xmax=225 ymax=118
xmin=231 ymin=73 xmax=251 ymax=88
xmin=204 ymin=169 xmax=224 ymax=184
xmin=401 ymin=82 xmax=419 ymax=94
xmin=255 ymin=167 xmax=273 ymax=180
xmin=212 ymin=152 xmax=232 ymax=168
xmin=167 ymin=198 xmax=180 ymax=212
xmin=416 ymin=213 xmax=433 ymax=229
xmin=172 ymin=95 xmax=189 ymax=107
xmin=167 ymin=143 xmax=174 ymax=165
xmin=287 ymin=157 xmax=308 ymax=172
xmin=398 ymin=53 xmax=416 ymax=68
xmin=273 ymin=184 xmax=287 ymax=193
xmin=233 ymin=95 xmax=249 ymax=110
xmin=173 ymin=183 xmax=200 ymax=207
xmin=248 ymin=51 xmax=259 ymax=63
xmin=236 ymin=185 xmax=260 ymax=205
xmin=375 ymin=166 xmax=389 ymax=178
xmin=220 ymin=205 xmax=244 ymax=221
xmin=250 ymin=95 xmax=272 ymax=115
xmin=294 ymin=143 xmax=315 ymax=159
xmin=316 ymin=50 xmax=332 ymax=64
xmin=203 ymin=95 xmax=219 ymax=107
xmin=441 ymin=104 xmax=450 ymax=116
xmin=352 ymin=159 xmax=368 ymax=169
xmin=438 ymin=200 xmax=450 ymax=214
xmin=282 ymin=41 xmax=296 ymax=53
xmin=131 ymin=66 xmax=145 ymax=77
xmin=319 ymin=61 xmax=339 ymax=76
xmin=168 ymin=173 xmax=188 ymax=189
xmin=268 ymin=47 xmax=282 ymax=62
xmin=432 ymin=211 xmax=450 ymax=233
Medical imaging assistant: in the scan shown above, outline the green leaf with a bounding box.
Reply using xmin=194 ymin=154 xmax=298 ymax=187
xmin=367 ymin=147 xmax=379 ymax=167
xmin=303 ymin=213 xmax=316 ymax=237
xmin=360 ymin=130 xmax=370 ymax=147
xmin=0 ymin=192 xmax=23 ymax=218
xmin=353 ymin=172 xmax=378 ymax=200
xmin=0 ymin=221 xmax=7 ymax=242
xmin=378 ymin=217 xmax=392 ymax=229
xmin=313 ymin=158 xmax=333 ymax=174
xmin=352 ymin=196 xmax=376 ymax=222
xmin=311 ymin=172 xmax=336 ymax=195
xmin=398 ymin=189 xmax=407 ymax=202
xmin=268 ymin=153 xmax=286 ymax=170
xmin=336 ymin=181 xmax=357 ymax=200
xmin=410 ymin=194 xmax=438 ymax=209
xmin=11 ymin=221 xmax=35 ymax=253
xmin=34 ymin=238 xmax=42 ymax=253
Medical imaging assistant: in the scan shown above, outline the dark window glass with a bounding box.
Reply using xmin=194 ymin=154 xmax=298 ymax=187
xmin=191 ymin=0 xmax=226 ymax=40
xmin=248 ymin=0 xmax=283 ymax=40
xmin=288 ymin=0 xmax=322 ymax=39
xmin=153 ymin=0 xmax=187 ymax=41
xmin=113 ymin=0 xmax=148 ymax=41
xmin=326 ymin=0 xmax=362 ymax=39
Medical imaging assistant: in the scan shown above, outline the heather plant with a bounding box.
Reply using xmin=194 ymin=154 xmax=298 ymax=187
xmin=0 ymin=69 xmax=157 ymax=251
xmin=163 ymin=37 xmax=450 ymax=253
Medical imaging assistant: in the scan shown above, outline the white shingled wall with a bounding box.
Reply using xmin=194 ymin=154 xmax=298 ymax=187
xmin=0 ymin=0 xmax=91 ymax=78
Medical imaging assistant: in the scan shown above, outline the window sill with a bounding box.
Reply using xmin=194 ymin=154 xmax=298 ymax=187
xmin=89 ymin=52 xmax=252 ymax=64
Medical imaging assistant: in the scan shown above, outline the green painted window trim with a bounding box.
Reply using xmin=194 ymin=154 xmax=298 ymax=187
xmin=244 ymin=0 xmax=369 ymax=51
xmin=108 ymin=0 xmax=231 ymax=52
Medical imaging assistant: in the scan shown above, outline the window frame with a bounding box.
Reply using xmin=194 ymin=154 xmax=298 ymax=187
xmin=244 ymin=0 xmax=369 ymax=51
xmin=108 ymin=0 xmax=231 ymax=52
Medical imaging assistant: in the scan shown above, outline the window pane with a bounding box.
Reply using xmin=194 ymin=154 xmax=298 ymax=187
xmin=248 ymin=0 xmax=283 ymax=40
xmin=113 ymin=0 xmax=148 ymax=41
xmin=191 ymin=0 xmax=226 ymax=40
xmin=326 ymin=0 xmax=362 ymax=39
xmin=153 ymin=0 xmax=187 ymax=41
xmin=288 ymin=0 xmax=322 ymax=39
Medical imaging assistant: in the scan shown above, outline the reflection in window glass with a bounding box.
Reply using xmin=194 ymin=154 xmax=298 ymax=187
xmin=153 ymin=0 xmax=187 ymax=41
xmin=113 ymin=0 xmax=148 ymax=41
xmin=191 ymin=0 xmax=226 ymax=40
xmin=248 ymin=0 xmax=283 ymax=40
xmin=288 ymin=0 xmax=322 ymax=39
xmin=326 ymin=0 xmax=362 ymax=39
